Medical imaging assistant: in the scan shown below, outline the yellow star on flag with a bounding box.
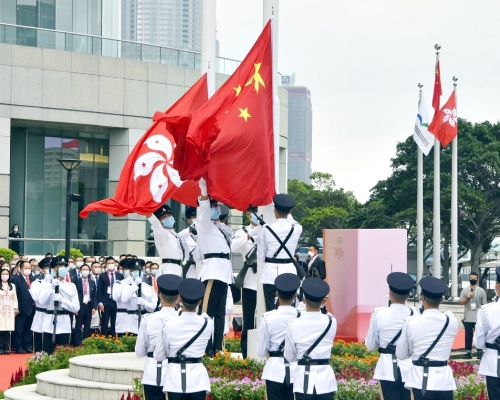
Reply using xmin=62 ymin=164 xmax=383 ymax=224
xmin=234 ymin=85 xmax=242 ymax=97
xmin=245 ymin=63 xmax=266 ymax=93
xmin=238 ymin=107 xmax=251 ymax=122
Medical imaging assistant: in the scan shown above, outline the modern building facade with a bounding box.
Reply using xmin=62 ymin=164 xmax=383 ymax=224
xmin=0 ymin=0 xmax=289 ymax=256
xmin=285 ymin=85 xmax=312 ymax=184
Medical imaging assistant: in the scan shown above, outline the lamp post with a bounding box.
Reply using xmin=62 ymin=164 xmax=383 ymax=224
xmin=58 ymin=158 xmax=82 ymax=259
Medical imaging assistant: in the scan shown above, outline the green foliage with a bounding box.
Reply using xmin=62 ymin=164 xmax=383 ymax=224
xmin=0 ymin=390 xmax=4 ymax=399
xmin=0 ymin=248 xmax=17 ymax=262
xmin=132 ymin=376 xmax=144 ymax=400
xmin=224 ymin=337 xmax=242 ymax=353
xmin=56 ymin=248 xmax=84 ymax=259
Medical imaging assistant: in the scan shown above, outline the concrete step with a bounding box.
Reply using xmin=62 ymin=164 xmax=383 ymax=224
xmin=69 ymin=353 xmax=145 ymax=385
xmin=4 ymin=384 xmax=58 ymax=400
xmin=36 ymin=369 xmax=134 ymax=400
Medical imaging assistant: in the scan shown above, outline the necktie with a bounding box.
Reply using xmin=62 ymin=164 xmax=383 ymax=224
xmin=153 ymin=276 xmax=157 ymax=293
xmin=65 ymin=273 xmax=70 ymax=283
xmin=25 ymin=276 xmax=31 ymax=288
xmin=110 ymin=273 xmax=114 ymax=297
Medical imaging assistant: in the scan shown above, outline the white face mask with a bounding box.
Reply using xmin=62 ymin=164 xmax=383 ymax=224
xmin=145 ymin=268 xmax=151 ymax=274
xmin=151 ymin=269 xmax=159 ymax=276
xmin=82 ymin=271 xmax=90 ymax=277
xmin=69 ymin=263 xmax=75 ymax=270
xmin=1 ymin=275 xmax=8 ymax=282
xmin=94 ymin=268 xmax=102 ymax=275
xmin=307 ymin=251 xmax=315 ymax=258
xmin=107 ymin=264 xmax=115 ymax=272
xmin=23 ymin=269 xmax=31 ymax=276
xmin=13 ymin=228 xmax=18 ymax=233
xmin=76 ymin=261 xmax=83 ymax=268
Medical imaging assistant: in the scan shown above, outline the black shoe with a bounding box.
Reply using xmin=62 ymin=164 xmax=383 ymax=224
xmin=477 ymin=351 xmax=483 ymax=360
xmin=16 ymin=349 xmax=26 ymax=354
xmin=464 ymin=352 xmax=472 ymax=359
xmin=0 ymin=350 xmax=5 ymax=355
xmin=25 ymin=348 xmax=33 ymax=353
xmin=4 ymin=349 xmax=10 ymax=354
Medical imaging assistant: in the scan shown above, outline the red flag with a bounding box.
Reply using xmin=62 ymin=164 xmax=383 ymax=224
xmin=428 ymin=91 xmax=458 ymax=147
xmin=432 ymin=60 xmax=442 ymax=116
xmin=158 ymin=20 xmax=275 ymax=210
xmin=79 ymin=74 xmax=208 ymax=218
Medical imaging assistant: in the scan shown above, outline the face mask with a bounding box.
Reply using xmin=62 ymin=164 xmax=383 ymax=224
xmin=107 ymin=264 xmax=115 ymax=272
xmin=145 ymin=268 xmax=151 ymax=274
xmin=192 ymin=218 xmax=197 ymax=225
xmin=23 ymin=269 xmax=31 ymax=276
xmin=76 ymin=262 xmax=83 ymax=268
xmin=69 ymin=263 xmax=75 ymax=270
xmin=469 ymin=279 xmax=477 ymax=286
xmin=211 ymin=207 xmax=221 ymax=220
xmin=307 ymin=251 xmax=315 ymax=258
xmin=151 ymin=269 xmax=158 ymax=276
xmin=58 ymin=267 xmax=68 ymax=277
xmin=35 ymin=270 xmax=40 ymax=276
xmin=94 ymin=268 xmax=101 ymax=275
xmin=82 ymin=271 xmax=90 ymax=277
xmin=132 ymin=271 xmax=140 ymax=279
xmin=124 ymin=270 xmax=130 ymax=278
xmin=51 ymin=270 xmax=57 ymax=278
xmin=13 ymin=228 xmax=18 ymax=233
xmin=1 ymin=275 xmax=8 ymax=282
xmin=162 ymin=216 xmax=175 ymax=228
xmin=250 ymin=214 xmax=259 ymax=225
xmin=87 ymin=262 xmax=92 ymax=267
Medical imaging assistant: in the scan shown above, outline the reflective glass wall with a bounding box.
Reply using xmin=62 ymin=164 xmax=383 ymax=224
xmin=10 ymin=126 xmax=110 ymax=256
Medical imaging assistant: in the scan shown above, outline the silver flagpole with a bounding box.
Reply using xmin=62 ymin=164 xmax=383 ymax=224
xmin=450 ymin=76 xmax=459 ymax=299
xmin=417 ymin=83 xmax=424 ymax=296
xmin=432 ymin=44 xmax=441 ymax=279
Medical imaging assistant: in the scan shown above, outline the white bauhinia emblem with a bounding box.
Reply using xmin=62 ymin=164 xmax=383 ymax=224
xmin=442 ymin=108 xmax=457 ymax=128
xmin=134 ymin=135 xmax=184 ymax=203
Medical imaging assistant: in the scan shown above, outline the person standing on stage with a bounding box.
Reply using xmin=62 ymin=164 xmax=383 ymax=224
xmin=258 ymin=194 xmax=302 ymax=311
xmin=96 ymin=257 xmax=124 ymax=337
xmin=474 ymin=266 xmax=500 ymax=399
xmin=365 ymin=272 xmax=416 ymax=400
xmin=178 ymin=206 xmax=198 ymax=279
xmin=29 ymin=257 xmax=52 ymax=353
xmin=146 ymin=204 xmax=188 ymax=277
xmin=0 ymin=265 xmax=18 ymax=354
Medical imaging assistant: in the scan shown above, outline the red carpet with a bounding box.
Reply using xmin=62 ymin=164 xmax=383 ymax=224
xmin=0 ymin=353 xmax=31 ymax=391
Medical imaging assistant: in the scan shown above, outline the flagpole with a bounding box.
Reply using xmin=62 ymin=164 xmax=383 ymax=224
xmin=450 ymin=76 xmax=459 ymax=299
xmin=201 ymin=0 xmax=216 ymax=97
xmin=417 ymin=83 xmax=424 ymax=296
xmin=432 ymin=44 xmax=441 ymax=279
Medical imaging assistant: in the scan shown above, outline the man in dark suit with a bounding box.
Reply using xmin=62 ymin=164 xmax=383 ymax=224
xmin=306 ymin=243 xmax=326 ymax=280
xmin=11 ymin=261 xmax=35 ymax=353
xmin=96 ymin=257 xmax=123 ymax=337
xmin=74 ymin=264 xmax=97 ymax=345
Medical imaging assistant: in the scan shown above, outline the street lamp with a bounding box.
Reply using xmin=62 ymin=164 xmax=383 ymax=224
xmin=58 ymin=158 xmax=82 ymax=259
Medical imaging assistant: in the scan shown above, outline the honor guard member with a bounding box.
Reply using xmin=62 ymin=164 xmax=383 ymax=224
xmin=258 ymin=273 xmax=301 ymax=400
xmin=196 ymin=178 xmax=234 ymax=356
xmin=231 ymin=205 xmax=260 ymax=358
xmin=396 ymin=276 xmax=458 ymax=400
xmin=178 ymin=206 xmax=198 ymax=279
xmin=154 ymin=278 xmax=214 ymax=400
xmin=113 ymin=259 xmax=155 ymax=336
xmin=474 ymin=266 xmax=500 ymax=399
xmin=39 ymin=257 xmax=80 ymax=354
xmin=136 ymin=274 xmax=182 ymax=400
xmin=285 ymin=278 xmax=337 ymax=399
xmin=30 ymin=257 xmax=52 ymax=353
xmin=365 ymin=272 xmax=416 ymax=400
xmin=146 ymin=204 xmax=188 ymax=277
xmin=258 ymin=194 xmax=303 ymax=311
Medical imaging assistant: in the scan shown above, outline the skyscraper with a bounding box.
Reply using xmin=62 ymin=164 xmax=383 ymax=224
xmin=285 ymin=85 xmax=313 ymax=184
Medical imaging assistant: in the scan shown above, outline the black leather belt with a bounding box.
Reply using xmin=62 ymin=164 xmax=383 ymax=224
xmin=412 ymin=360 xmax=448 ymax=367
xmin=268 ymin=351 xmax=284 ymax=357
xmin=204 ymin=253 xmax=231 ymax=260
xmin=161 ymin=258 xmax=182 ymax=265
xmin=117 ymin=308 xmax=147 ymax=315
xmin=167 ymin=357 xmax=202 ymax=363
xmin=265 ymin=257 xmax=293 ymax=264
xmin=44 ymin=309 xmax=70 ymax=315
xmin=378 ymin=346 xmax=396 ymax=354
xmin=297 ymin=358 xmax=330 ymax=366
xmin=147 ymin=352 xmax=163 ymax=386
xmin=486 ymin=343 xmax=500 ymax=351
xmin=36 ymin=307 xmax=47 ymax=313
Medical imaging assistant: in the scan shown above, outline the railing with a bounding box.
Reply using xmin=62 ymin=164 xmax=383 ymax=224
xmin=0 ymin=23 xmax=241 ymax=75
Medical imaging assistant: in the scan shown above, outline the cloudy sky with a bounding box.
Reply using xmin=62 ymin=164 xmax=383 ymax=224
xmin=215 ymin=1 xmax=500 ymax=203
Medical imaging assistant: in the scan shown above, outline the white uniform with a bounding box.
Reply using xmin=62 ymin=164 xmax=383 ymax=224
xmin=112 ymin=279 xmax=128 ymax=334
xmin=258 ymin=306 xmax=301 ymax=383
xmin=195 ymin=198 xmax=233 ymax=284
xmin=231 ymin=225 xmax=259 ymax=290
xmin=135 ymin=307 xmax=180 ymax=386
xmin=178 ymin=227 xmax=198 ymax=279
xmin=258 ymin=215 xmax=302 ymax=284
xmin=474 ymin=301 xmax=500 ymax=377
xmin=285 ymin=311 xmax=337 ymax=394
xmin=365 ymin=304 xmax=415 ymax=382
xmin=395 ymin=309 xmax=458 ymax=392
xmin=38 ymin=280 xmax=80 ymax=334
xmin=122 ymin=280 xmax=157 ymax=334
xmin=29 ymin=279 xmax=47 ymax=334
xmin=154 ymin=312 xmax=214 ymax=393
xmin=148 ymin=214 xmax=188 ymax=277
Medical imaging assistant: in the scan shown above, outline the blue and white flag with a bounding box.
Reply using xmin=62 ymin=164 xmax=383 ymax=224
xmin=413 ymin=97 xmax=434 ymax=156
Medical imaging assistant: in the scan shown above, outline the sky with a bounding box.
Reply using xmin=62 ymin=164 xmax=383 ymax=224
xmin=215 ymin=1 xmax=500 ymax=203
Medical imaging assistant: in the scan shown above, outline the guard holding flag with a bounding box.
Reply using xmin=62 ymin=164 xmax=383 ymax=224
xmin=365 ymin=272 xmax=417 ymax=400
xmin=136 ymin=274 xmax=182 ymax=400
xmin=29 ymin=256 xmax=52 ymax=353
xmin=258 ymin=194 xmax=303 ymax=311
xmin=396 ymin=276 xmax=458 ymax=400
xmin=178 ymin=206 xmax=198 ymax=278
xmin=474 ymin=266 xmax=500 ymax=399
xmin=154 ymin=278 xmax=214 ymax=400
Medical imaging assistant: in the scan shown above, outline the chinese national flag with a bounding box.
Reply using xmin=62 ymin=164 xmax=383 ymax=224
xmin=428 ymin=91 xmax=458 ymax=148
xmin=156 ymin=20 xmax=275 ymax=211
xmin=432 ymin=61 xmax=442 ymax=116
xmin=79 ymin=74 xmax=208 ymax=218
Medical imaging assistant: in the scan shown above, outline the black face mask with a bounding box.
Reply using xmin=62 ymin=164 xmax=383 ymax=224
xmin=469 ymin=279 xmax=477 ymax=286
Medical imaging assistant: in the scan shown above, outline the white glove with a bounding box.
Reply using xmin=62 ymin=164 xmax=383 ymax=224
xmin=52 ymin=279 xmax=60 ymax=288
xmin=136 ymin=297 xmax=145 ymax=306
xmin=44 ymin=274 xmax=52 ymax=283
xmin=199 ymin=178 xmax=208 ymax=196
xmin=53 ymin=293 xmax=62 ymax=302
xmin=135 ymin=277 xmax=142 ymax=285
xmin=126 ymin=276 xmax=134 ymax=285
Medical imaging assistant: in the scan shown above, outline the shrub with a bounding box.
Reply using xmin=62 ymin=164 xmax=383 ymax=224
xmin=224 ymin=337 xmax=242 ymax=353
xmin=208 ymin=377 xmax=265 ymax=400
xmin=56 ymin=248 xmax=84 ymax=259
xmin=0 ymin=248 xmax=17 ymax=262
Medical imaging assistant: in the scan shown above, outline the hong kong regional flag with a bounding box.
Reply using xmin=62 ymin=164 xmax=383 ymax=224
xmin=156 ymin=20 xmax=275 ymax=210
xmin=79 ymin=74 xmax=208 ymax=218
xmin=428 ymin=91 xmax=458 ymax=148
